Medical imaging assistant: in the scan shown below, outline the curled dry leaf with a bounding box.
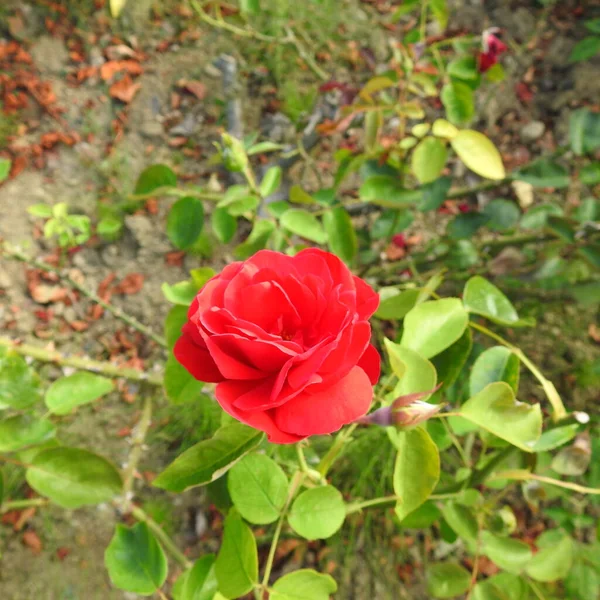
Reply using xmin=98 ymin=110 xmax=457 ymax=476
xmin=177 ymin=79 xmax=207 ymax=100
xmin=114 ymin=273 xmax=144 ymax=295
xmin=109 ymin=74 xmax=141 ymax=103
xmin=100 ymin=60 xmax=143 ymax=81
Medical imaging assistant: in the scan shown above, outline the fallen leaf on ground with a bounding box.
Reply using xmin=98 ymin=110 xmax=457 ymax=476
xmin=114 ymin=273 xmax=144 ymax=295
xmin=109 ymin=74 xmax=141 ymax=103
xmin=22 ymin=530 xmax=43 ymax=554
xmin=178 ymin=79 xmax=206 ymax=100
xmin=100 ymin=60 xmax=143 ymax=81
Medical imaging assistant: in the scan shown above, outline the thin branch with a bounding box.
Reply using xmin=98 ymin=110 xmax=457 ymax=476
xmin=0 ymin=336 xmax=163 ymax=386
xmin=488 ymin=470 xmax=600 ymax=495
xmin=1 ymin=498 xmax=48 ymax=513
xmin=121 ymin=395 xmax=154 ymax=506
xmin=1 ymin=243 xmax=167 ymax=347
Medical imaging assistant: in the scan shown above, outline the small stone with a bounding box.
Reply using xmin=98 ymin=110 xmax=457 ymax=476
xmin=203 ymin=63 xmax=222 ymax=79
xmin=520 ymin=121 xmax=546 ymax=143
xmin=140 ymin=121 xmax=164 ymax=139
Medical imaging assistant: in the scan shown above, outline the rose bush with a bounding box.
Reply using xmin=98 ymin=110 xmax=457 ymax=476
xmin=174 ymin=248 xmax=381 ymax=443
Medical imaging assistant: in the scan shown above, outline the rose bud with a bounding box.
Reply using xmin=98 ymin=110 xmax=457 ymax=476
xmin=174 ymin=249 xmax=381 ymax=443
xmin=219 ymin=132 xmax=249 ymax=172
xmin=357 ymin=386 xmax=442 ymax=429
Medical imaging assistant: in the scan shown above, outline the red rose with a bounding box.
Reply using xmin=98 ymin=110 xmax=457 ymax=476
xmin=478 ymin=30 xmax=507 ymax=73
xmin=174 ymin=249 xmax=381 ymax=443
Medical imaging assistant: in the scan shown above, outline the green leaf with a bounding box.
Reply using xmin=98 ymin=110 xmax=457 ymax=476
xmin=227 ymin=453 xmax=288 ymax=524
xmin=481 ymin=531 xmax=532 ymax=573
xmin=441 ymin=502 xmax=478 ymax=545
xmin=270 ymin=569 xmax=337 ymax=600
xmin=520 ymin=203 xmax=563 ymax=229
xmin=475 ymin=573 xmax=530 ymax=600
xmin=0 ymin=158 xmax=11 ymax=183
xmin=551 ymin=442 xmax=591 ymax=476
xmin=447 ymin=212 xmax=490 ymax=239
xmin=419 ymin=176 xmax=452 ymax=212
xmin=514 ymin=159 xmax=570 ymax=188
xmin=167 ymin=197 xmax=204 ymax=249
xmin=375 ymin=289 xmax=420 ymax=320
xmin=215 ymin=511 xmax=258 ymax=599
xmin=164 ymin=305 xmax=188 ymax=350
xmin=586 ymin=18 xmax=600 ymax=34
xmin=565 ymin=561 xmax=600 ymax=600
xmin=411 ymin=137 xmax=448 ymax=184
xmin=400 ymin=500 xmax=442 ymax=527
xmin=384 ymin=340 xmax=437 ymax=400
xmin=570 ymin=108 xmax=600 ymax=155
xmin=323 ymin=207 xmax=357 ymax=263
xmin=401 ymin=298 xmax=469 ymax=359
xmin=359 ymin=175 xmax=421 ymax=208
xmin=288 ymin=485 xmax=346 ymax=540
xmin=240 ymin=0 xmax=260 ymax=16
xmin=371 ymin=210 xmax=414 ymax=239
xmin=447 ymin=56 xmax=479 ymax=82
xmin=432 ymin=119 xmax=459 ymax=140
xmin=280 ymin=209 xmax=327 ymax=244
xmin=441 ymin=82 xmax=474 ymax=125
xmin=161 ymin=281 xmax=198 ymax=306
xmin=44 ymin=372 xmax=114 ymax=415
xmin=234 ymin=220 xmax=275 ymax=259
xmin=164 ymin=355 xmax=204 ymax=404
xmin=97 ymin=216 xmax=123 ymax=240
xmin=464 ymin=276 xmax=531 ymax=326
xmin=580 ymin=163 xmax=600 ymax=185
xmin=0 ymin=351 xmax=42 ymax=410
xmin=0 ymin=415 xmax=56 ymax=452
xmin=526 ymin=533 xmax=573 ymax=582
xmin=182 ymin=555 xmax=218 ymax=600
xmin=27 ymin=203 xmax=54 ymax=218
xmin=459 ymin=382 xmax=542 ymax=452
xmin=451 ymin=130 xmax=505 ymax=180
xmin=134 ymin=164 xmax=177 ymax=195
xmin=289 ymin=185 xmax=316 ymax=205
xmin=247 ymin=141 xmax=283 ymax=155
xmin=547 ymin=215 xmax=576 ymax=242
xmin=431 ymin=328 xmax=472 ymax=395
xmin=569 ymin=36 xmax=600 ymax=63
xmin=259 ymin=166 xmax=282 ymax=197
xmin=532 ymin=424 xmax=579 ymax=452
xmin=469 ymin=346 xmax=520 ymax=397
xmin=426 ymin=563 xmax=471 ymax=598
xmin=153 ymin=423 xmax=264 ymax=492
xmin=393 ymin=427 xmax=440 ymax=520
xmin=105 ymin=522 xmax=168 ymax=596
xmin=26 ymin=447 xmax=122 ymax=508
xmin=483 ymin=199 xmax=520 ymax=231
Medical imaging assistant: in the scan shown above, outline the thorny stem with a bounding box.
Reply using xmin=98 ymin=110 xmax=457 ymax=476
xmin=0 ymin=336 xmax=163 ymax=386
xmin=488 ymin=470 xmax=600 ymax=495
xmin=121 ymin=395 xmax=154 ymax=508
xmin=1 ymin=498 xmax=48 ymax=513
xmin=1 ymin=243 xmax=167 ymax=348
xmin=469 ymin=321 xmax=568 ymax=421
xmin=260 ymin=469 xmax=306 ymax=594
xmin=130 ymin=505 xmax=193 ymax=570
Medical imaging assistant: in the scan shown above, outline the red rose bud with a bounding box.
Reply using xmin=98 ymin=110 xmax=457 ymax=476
xmin=174 ymin=249 xmax=381 ymax=444
xmin=478 ymin=29 xmax=507 ymax=73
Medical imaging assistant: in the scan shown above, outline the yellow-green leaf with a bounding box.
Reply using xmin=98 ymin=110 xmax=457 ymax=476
xmin=451 ymin=130 xmax=505 ymax=180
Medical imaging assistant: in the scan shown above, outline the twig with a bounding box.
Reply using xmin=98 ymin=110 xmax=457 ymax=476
xmin=1 ymin=498 xmax=49 ymax=513
xmin=1 ymin=242 xmax=167 ymax=348
xmin=0 ymin=336 xmax=163 ymax=386
xmin=121 ymin=395 xmax=154 ymax=506
xmin=346 ymin=494 xmax=403 ymax=514
xmin=488 ymin=470 xmax=600 ymax=495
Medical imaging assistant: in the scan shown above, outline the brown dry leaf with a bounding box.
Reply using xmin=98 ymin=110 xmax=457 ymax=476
xmin=22 ymin=530 xmax=43 ymax=554
xmin=105 ymin=45 xmax=138 ymax=60
xmin=30 ymin=284 xmax=69 ymax=304
xmin=69 ymin=320 xmax=89 ymax=332
xmin=116 ymin=426 xmax=132 ymax=437
xmin=56 ymin=547 xmax=70 ymax=561
xmin=14 ymin=507 xmax=37 ymax=532
xmin=168 ymin=136 xmax=188 ymax=148
xmin=115 ymin=273 xmax=144 ymax=295
xmin=109 ymin=75 xmax=141 ymax=104
xmin=178 ymin=79 xmax=206 ymax=100
xmin=589 ymin=323 xmax=600 ymax=343
xmin=100 ymin=60 xmax=143 ymax=81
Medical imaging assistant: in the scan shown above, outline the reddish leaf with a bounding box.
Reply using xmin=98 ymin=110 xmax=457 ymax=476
xmin=114 ymin=273 xmax=144 ymax=295
xmin=100 ymin=60 xmax=143 ymax=81
xmin=178 ymin=79 xmax=206 ymax=100
xmin=109 ymin=75 xmax=141 ymax=103
xmin=22 ymin=530 xmax=43 ymax=554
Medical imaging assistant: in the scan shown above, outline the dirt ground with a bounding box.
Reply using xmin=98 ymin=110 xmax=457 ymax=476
xmin=1 ymin=1 xmax=599 ymax=599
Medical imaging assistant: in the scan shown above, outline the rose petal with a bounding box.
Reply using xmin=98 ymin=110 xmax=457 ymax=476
xmin=216 ymin=380 xmax=303 ymax=444
xmin=205 ymin=335 xmax=266 ymax=380
xmin=274 ymin=366 xmax=373 ymax=436
xmin=357 ymin=343 xmax=381 ymax=385
xmin=353 ymin=275 xmax=380 ymax=320
xmin=173 ymin=334 xmax=224 ymax=383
